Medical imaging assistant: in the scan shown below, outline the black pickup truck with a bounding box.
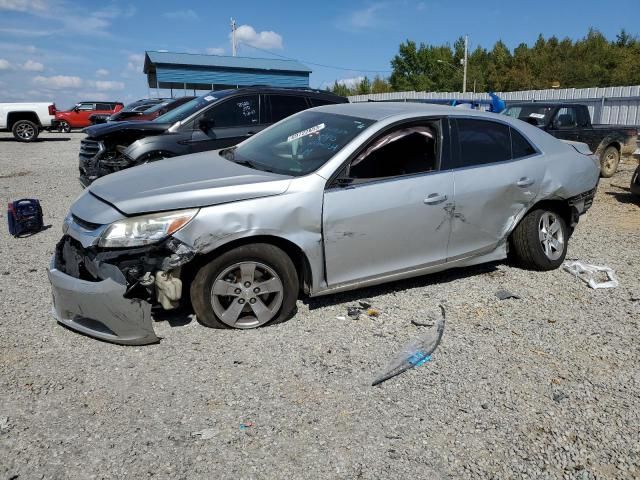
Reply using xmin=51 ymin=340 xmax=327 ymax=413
xmin=503 ymin=102 xmax=639 ymax=177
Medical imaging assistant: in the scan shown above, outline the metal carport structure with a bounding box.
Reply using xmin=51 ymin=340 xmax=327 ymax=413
xmin=143 ymin=51 xmax=312 ymax=94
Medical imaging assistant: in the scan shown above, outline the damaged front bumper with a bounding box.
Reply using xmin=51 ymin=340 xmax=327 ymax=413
xmin=48 ymin=235 xmax=196 ymax=345
xmin=48 ymin=257 xmax=157 ymax=345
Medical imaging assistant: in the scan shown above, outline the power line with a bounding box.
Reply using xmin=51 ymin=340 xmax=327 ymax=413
xmin=237 ymin=41 xmax=392 ymax=73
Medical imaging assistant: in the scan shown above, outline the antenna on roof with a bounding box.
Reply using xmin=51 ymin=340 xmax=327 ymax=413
xmin=230 ymin=18 xmax=237 ymax=57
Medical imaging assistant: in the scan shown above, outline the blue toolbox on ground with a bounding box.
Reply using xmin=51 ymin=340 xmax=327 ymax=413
xmin=7 ymin=199 xmax=44 ymax=236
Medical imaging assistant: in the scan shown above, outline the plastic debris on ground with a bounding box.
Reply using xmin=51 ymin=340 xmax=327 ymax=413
xmin=562 ymin=261 xmax=619 ymax=289
xmin=495 ymin=289 xmax=521 ymax=300
xmin=240 ymin=421 xmax=255 ymax=430
xmin=372 ymin=305 xmax=446 ymax=386
xmin=191 ymin=428 xmax=217 ymax=440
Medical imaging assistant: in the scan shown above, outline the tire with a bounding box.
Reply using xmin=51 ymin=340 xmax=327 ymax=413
xmin=630 ymin=165 xmax=640 ymax=197
xmin=510 ymin=208 xmax=568 ymax=271
xmin=599 ymin=145 xmax=620 ymax=178
xmin=12 ymin=120 xmax=39 ymax=142
xmin=58 ymin=120 xmax=71 ymax=133
xmin=190 ymin=243 xmax=299 ymax=329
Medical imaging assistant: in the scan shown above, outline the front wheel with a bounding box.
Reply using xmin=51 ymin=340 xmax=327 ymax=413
xmin=510 ymin=208 xmax=568 ymax=271
xmin=12 ymin=120 xmax=39 ymax=142
xmin=599 ymin=145 xmax=620 ymax=178
xmin=190 ymin=244 xmax=299 ymax=329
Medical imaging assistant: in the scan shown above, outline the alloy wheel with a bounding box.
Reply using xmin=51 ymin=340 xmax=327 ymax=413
xmin=15 ymin=123 xmax=35 ymax=140
xmin=210 ymin=261 xmax=284 ymax=328
xmin=538 ymin=212 xmax=564 ymax=261
xmin=604 ymin=151 xmax=617 ymax=170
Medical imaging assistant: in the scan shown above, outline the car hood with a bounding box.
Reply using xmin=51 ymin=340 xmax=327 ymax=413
xmin=84 ymin=120 xmax=171 ymax=139
xmin=88 ymin=150 xmax=292 ymax=215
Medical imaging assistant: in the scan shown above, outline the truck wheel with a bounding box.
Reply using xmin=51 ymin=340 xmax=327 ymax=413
xmin=12 ymin=120 xmax=39 ymax=142
xmin=190 ymin=244 xmax=299 ymax=329
xmin=510 ymin=208 xmax=568 ymax=271
xmin=58 ymin=120 xmax=71 ymax=133
xmin=599 ymin=145 xmax=620 ymax=178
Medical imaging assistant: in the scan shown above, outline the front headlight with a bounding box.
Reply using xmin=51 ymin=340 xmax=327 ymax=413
xmin=98 ymin=208 xmax=198 ymax=248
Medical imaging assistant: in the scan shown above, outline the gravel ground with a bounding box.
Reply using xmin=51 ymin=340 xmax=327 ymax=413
xmin=1 ymin=131 xmax=639 ymax=479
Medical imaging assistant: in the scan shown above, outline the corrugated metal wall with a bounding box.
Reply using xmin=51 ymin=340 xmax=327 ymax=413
xmin=155 ymin=66 xmax=310 ymax=89
xmin=348 ymin=85 xmax=640 ymax=125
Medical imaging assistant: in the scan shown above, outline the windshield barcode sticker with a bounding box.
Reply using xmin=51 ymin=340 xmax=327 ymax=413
xmin=529 ymin=113 xmax=545 ymax=119
xmin=204 ymin=95 xmax=217 ymax=102
xmin=287 ymin=123 xmax=325 ymax=142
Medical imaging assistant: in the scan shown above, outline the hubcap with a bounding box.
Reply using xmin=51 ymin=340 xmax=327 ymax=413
xmin=16 ymin=123 xmax=35 ymax=139
xmin=538 ymin=212 xmax=564 ymax=261
xmin=210 ymin=261 xmax=283 ymax=328
xmin=605 ymin=151 xmax=617 ymax=170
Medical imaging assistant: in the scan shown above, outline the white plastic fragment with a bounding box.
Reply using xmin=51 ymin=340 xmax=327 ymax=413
xmin=562 ymin=261 xmax=619 ymax=289
xmin=191 ymin=428 xmax=217 ymax=440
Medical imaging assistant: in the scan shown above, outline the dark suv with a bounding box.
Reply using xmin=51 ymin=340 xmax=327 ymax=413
xmin=78 ymin=87 xmax=348 ymax=186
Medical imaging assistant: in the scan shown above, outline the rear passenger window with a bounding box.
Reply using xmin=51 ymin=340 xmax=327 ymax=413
xmin=510 ymin=128 xmax=536 ymax=159
xmin=455 ymin=119 xmax=511 ymax=167
xmin=96 ymin=103 xmax=112 ymax=111
xmin=269 ymin=95 xmax=309 ymax=122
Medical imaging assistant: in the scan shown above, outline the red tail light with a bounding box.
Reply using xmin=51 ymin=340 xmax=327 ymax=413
xmin=48 ymin=104 xmax=56 ymax=115
xmin=8 ymin=202 xmax=14 ymax=214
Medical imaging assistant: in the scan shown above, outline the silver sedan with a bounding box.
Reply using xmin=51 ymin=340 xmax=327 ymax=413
xmin=48 ymin=103 xmax=600 ymax=344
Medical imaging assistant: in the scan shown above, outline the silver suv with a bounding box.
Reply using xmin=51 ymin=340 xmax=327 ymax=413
xmin=48 ymin=103 xmax=600 ymax=345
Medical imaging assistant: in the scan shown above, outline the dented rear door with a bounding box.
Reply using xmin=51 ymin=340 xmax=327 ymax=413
xmin=446 ymin=118 xmax=543 ymax=261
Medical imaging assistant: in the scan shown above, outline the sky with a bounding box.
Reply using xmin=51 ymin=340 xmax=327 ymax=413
xmin=0 ymin=0 xmax=638 ymax=108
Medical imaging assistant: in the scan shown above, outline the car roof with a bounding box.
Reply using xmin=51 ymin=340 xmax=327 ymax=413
xmin=312 ymin=102 xmax=508 ymax=121
xmin=206 ymin=86 xmax=346 ymax=100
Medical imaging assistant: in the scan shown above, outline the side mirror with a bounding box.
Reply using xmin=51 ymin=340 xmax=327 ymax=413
xmin=73 ymin=106 xmax=79 ymax=112
xmin=198 ymin=118 xmax=214 ymax=132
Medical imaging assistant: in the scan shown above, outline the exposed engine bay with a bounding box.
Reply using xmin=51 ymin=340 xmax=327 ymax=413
xmin=55 ymin=234 xmax=195 ymax=309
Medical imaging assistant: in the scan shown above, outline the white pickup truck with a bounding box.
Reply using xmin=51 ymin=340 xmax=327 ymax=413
xmin=0 ymin=102 xmax=56 ymax=142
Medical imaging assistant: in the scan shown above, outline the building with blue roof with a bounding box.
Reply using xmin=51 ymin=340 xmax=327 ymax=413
xmin=143 ymin=51 xmax=311 ymax=92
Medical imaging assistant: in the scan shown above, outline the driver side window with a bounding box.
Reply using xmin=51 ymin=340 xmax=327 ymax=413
xmin=347 ymin=121 xmax=440 ymax=180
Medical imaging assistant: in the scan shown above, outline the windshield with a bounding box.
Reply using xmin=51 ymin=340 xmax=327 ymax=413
xmin=503 ymin=105 xmax=554 ymax=126
xmin=222 ymin=111 xmax=375 ymax=176
xmin=155 ymin=91 xmax=232 ymax=124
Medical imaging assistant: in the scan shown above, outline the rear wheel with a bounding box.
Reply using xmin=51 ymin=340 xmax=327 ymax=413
xmin=599 ymin=145 xmax=620 ymax=178
xmin=12 ymin=120 xmax=39 ymax=142
xmin=190 ymin=244 xmax=299 ymax=329
xmin=510 ymin=208 xmax=568 ymax=271
xmin=58 ymin=120 xmax=71 ymax=133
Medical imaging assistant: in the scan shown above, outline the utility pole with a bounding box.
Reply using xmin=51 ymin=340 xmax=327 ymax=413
xmin=230 ymin=18 xmax=237 ymax=56
xmin=462 ymin=34 xmax=468 ymax=94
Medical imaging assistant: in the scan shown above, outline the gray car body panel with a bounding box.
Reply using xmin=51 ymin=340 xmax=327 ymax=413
xmin=51 ymin=103 xmax=599 ymax=344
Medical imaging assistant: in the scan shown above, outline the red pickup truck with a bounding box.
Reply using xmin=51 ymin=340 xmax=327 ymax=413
xmin=55 ymin=101 xmax=123 ymax=132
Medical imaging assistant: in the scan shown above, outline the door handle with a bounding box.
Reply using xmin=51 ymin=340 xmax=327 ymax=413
xmin=516 ymin=177 xmax=535 ymax=187
xmin=424 ymin=193 xmax=448 ymax=205
xmin=245 ymin=131 xmax=256 ymax=137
